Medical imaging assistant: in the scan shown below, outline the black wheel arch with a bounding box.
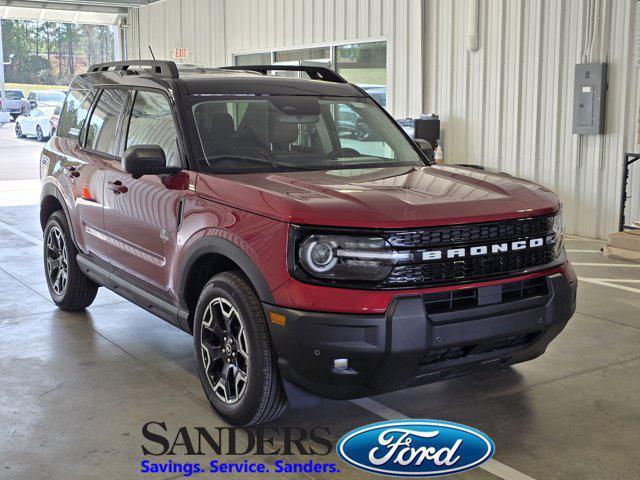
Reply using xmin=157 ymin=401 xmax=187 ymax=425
xmin=178 ymin=236 xmax=276 ymax=323
xmin=40 ymin=182 xmax=78 ymax=247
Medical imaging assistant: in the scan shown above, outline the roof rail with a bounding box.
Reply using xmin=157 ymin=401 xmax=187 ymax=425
xmin=87 ymin=60 xmax=179 ymax=79
xmin=221 ymin=65 xmax=348 ymax=83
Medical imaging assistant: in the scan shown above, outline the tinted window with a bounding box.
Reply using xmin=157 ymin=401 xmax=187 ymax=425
xmin=85 ymin=89 xmax=128 ymax=155
xmin=6 ymin=90 xmax=24 ymax=100
xmin=57 ymin=89 xmax=93 ymax=140
xmin=126 ymin=91 xmax=179 ymax=167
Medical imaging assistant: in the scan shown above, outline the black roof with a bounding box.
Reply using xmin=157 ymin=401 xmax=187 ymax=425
xmin=78 ymin=61 xmax=365 ymax=97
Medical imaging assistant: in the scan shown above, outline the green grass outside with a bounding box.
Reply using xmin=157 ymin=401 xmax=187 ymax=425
xmin=337 ymin=68 xmax=386 ymax=86
xmin=4 ymin=83 xmax=67 ymax=94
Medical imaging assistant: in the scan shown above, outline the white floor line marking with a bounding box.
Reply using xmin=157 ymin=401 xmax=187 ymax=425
xmin=0 ymin=219 xmax=43 ymax=246
xmin=566 ymin=249 xmax=601 ymax=253
xmin=350 ymin=397 xmax=537 ymax=480
xmin=572 ymin=262 xmax=640 ymax=268
xmin=579 ymin=278 xmax=640 ymax=283
xmin=579 ymin=278 xmax=640 ymax=294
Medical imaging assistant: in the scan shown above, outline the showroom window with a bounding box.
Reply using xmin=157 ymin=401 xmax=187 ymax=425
xmin=126 ymin=91 xmax=180 ymax=167
xmin=233 ymin=41 xmax=386 ymax=105
xmin=336 ymin=41 xmax=387 ymax=106
xmin=84 ymin=89 xmax=128 ymax=155
xmin=234 ymin=52 xmax=271 ymax=66
xmin=274 ymin=47 xmax=331 ymax=64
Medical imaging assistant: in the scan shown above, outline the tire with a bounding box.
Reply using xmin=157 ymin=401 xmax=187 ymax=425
xmin=15 ymin=123 xmax=24 ymax=138
xmin=193 ymin=271 xmax=287 ymax=426
xmin=36 ymin=126 xmax=44 ymax=142
xmin=44 ymin=211 xmax=99 ymax=311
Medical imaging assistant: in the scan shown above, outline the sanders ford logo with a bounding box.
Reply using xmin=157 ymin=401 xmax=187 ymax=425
xmin=337 ymin=420 xmax=494 ymax=477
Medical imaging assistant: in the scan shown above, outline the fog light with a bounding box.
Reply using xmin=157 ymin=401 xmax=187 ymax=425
xmin=334 ymin=358 xmax=349 ymax=370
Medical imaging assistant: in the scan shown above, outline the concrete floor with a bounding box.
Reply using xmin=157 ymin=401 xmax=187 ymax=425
xmin=1 ymin=208 xmax=638 ymax=480
xmin=0 ymin=123 xmax=639 ymax=479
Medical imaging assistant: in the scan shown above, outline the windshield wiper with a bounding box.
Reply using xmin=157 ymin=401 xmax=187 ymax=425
xmin=205 ymin=155 xmax=282 ymax=170
xmin=205 ymin=155 xmax=320 ymax=172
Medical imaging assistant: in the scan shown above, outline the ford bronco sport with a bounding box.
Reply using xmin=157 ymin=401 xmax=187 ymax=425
xmin=40 ymin=61 xmax=577 ymax=426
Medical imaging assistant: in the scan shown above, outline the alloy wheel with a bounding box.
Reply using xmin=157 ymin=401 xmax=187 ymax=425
xmin=46 ymin=226 xmax=68 ymax=296
xmin=15 ymin=124 xmax=22 ymax=138
xmin=200 ymin=297 xmax=249 ymax=404
xmin=36 ymin=126 xmax=43 ymax=141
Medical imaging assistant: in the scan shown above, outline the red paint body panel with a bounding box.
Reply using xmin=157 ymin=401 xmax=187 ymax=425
xmin=43 ymin=138 xmax=568 ymax=316
xmin=195 ymin=166 xmax=560 ymax=228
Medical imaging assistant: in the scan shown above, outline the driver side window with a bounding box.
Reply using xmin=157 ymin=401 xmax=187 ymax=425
xmin=126 ymin=91 xmax=180 ymax=167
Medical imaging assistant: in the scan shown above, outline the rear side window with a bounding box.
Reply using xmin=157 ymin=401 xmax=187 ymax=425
xmin=85 ymin=89 xmax=128 ymax=156
xmin=58 ymin=89 xmax=93 ymax=140
xmin=126 ymin=91 xmax=179 ymax=167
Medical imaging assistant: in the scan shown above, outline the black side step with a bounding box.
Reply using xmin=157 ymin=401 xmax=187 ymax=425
xmin=76 ymin=254 xmax=190 ymax=333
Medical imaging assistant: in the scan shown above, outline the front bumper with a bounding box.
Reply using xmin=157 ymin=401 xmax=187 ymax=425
xmin=265 ymin=272 xmax=577 ymax=400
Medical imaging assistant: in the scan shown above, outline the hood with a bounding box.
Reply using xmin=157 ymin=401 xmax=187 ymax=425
xmin=195 ymin=166 xmax=561 ymax=229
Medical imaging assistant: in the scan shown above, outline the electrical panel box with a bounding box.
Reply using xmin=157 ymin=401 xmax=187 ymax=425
xmin=572 ymin=63 xmax=607 ymax=135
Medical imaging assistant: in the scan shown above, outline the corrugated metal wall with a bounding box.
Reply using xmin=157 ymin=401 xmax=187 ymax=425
xmin=425 ymin=0 xmax=640 ymax=238
xmin=127 ymin=0 xmax=424 ymax=118
xmin=127 ymin=0 xmax=640 ymax=238
xmin=126 ymin=1 xmax=226 ymax=67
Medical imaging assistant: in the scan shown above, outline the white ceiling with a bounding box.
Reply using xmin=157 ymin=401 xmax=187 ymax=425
xmin=0 ymin=0 xmax=159 ymax=25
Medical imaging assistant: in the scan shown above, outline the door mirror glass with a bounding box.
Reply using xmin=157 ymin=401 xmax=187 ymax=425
xmin=123 ymin=145 xmax=180 ymax=179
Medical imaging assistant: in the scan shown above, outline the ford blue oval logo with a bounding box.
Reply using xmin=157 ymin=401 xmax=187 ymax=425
xmin=337 ymin=420 xmax=494 ymax=477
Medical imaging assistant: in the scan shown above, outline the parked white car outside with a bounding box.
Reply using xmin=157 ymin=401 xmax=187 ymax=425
xmin=15 ymin=107 xmax=56 ymax=142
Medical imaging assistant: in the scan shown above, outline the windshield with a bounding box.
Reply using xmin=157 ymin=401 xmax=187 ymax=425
xmin=39 ymin=92 xmax=66 ymax=102
xmin=191 ymin=96 xmax=426 ymax=173
xmin=6 ymin=90 xmax=24 ymax=100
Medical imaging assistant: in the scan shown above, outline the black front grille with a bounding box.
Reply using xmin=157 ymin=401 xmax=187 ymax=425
xmin=423 ymin=276 xmax=549 ymax=314
xmin=386 ymin=216 xmax=555 ymax=248
xmin=384 ymin=245 xmax=556 ymax=286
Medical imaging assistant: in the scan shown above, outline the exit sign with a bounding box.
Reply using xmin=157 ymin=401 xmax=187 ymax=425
xmin=171 ymin=48 xmax=189 ymax=60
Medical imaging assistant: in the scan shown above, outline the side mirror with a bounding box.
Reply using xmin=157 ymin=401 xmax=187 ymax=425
xmin=123 ymin=145 xmax=181 ymax=179
xmin=414 ymin=138 xmax=434 ymax=163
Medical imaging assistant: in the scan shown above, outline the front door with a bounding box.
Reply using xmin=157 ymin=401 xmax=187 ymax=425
xmin=102 ymin=89 xmax=186 ymax=294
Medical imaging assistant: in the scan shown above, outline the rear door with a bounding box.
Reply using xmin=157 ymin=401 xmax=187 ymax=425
xmin=73 ymin=87 xmax=129 ymax=259
xmin=102 ymin=89 xmax=186 ymax=294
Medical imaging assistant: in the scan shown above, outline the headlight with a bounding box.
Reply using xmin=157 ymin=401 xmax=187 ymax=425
xmin=296 ymin=233 xmax=413 ymax=282
xmin=552 ymin=211 xmax=565 ymax=256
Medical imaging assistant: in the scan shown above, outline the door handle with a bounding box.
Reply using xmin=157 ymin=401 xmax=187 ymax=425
xmin=63 ymin=166 xmax=80 ymax=178
xmin=107 ymin=180 xmax=128 ymax=195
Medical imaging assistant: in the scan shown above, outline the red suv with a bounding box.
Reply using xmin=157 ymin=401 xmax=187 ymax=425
xmin=40 ymin=61 xmax=577 ymax=425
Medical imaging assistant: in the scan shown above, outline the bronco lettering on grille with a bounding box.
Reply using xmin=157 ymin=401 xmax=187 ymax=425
xmin=421 ymin=236 xmax=555 ymax=261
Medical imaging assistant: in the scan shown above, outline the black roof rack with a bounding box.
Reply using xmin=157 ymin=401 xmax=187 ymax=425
xmin=87 ymin=60 xmax=179 ymax=79
xmin=86 ymin=61 xmax=348 ymax=84
xmin=221 ymin=65 xmax=348 ymax=83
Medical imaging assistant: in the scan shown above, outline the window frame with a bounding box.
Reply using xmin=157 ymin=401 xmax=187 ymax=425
xmin=121 ymin=87 xmax=186 ymax=169
xmin=79 ymin=87 xmax=131 ymax=161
